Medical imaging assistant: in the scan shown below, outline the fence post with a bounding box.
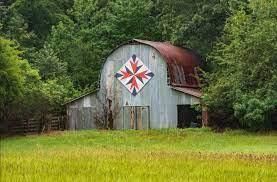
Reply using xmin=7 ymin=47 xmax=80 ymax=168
xmin=58 ymin=116 xmax=60 ymax=130
xmin=27 ymin=119 xmax=29 ymax=134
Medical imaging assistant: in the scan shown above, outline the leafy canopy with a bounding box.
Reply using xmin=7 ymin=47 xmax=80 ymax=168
xmin=204 ymin=0 xmax=277 ymax=130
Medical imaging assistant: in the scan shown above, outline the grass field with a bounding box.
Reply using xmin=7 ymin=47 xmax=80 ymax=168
xmin=1 ymin=128 xmax=277 ymax=181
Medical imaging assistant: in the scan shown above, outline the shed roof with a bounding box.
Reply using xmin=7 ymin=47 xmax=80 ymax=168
xmin=130 ymin=39 xmax=202 ymax=88
xmin=63 ymin=90 xmax=98 ymax=105
xmin=171 ymin=87 xmax=202 ymax=98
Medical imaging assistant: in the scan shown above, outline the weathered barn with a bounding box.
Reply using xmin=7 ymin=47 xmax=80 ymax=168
xmin=66 ymin=39 xmax=204 ymax=130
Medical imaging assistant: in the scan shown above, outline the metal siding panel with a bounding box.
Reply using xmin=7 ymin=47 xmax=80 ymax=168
xmin=136 ymin=107 xmax=142 ymax=129
xmin=67 ymin=94 xmax=98 ymax=130
xmin=82 ymin=107 xmax=96 ymax=129
xmin=141 ymin=106 xmax=150 ymax=129
xmin=83 ymin=97 xmax=90 ymax=107
xmin=123 ymin=107 xmax=131 ymax=129
xmin=68 ymin=108 xmax=74 ymax=130
xmin=123 ymin=106 xmax=149 ymax=130
xmin=75 ymin=108 xmax=79 ymax=129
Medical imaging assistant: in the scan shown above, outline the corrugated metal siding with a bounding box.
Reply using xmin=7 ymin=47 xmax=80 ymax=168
xmin=67 ymin=94 xmax=98 ymax=130
xmin=100 ymin=44 xmax=200 ymax=129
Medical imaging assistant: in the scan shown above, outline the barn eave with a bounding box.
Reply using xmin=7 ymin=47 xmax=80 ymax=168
xmin=171 ymin=87 xmax=202 ymax=98
xmin=63 ymin=90 xmax=98 ymax=106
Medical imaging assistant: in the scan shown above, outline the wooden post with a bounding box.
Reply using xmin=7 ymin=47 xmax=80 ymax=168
xmin=107 ymin=99 xmax=113 ymax=129
xmin=27 ymin=119 xmax=29 ymax=134
xmin=40 ymin=113 xmax=45 ymax=134
xmin=130 ymin=107 xmax=134 ymax=129
xmin=202 ymin=106 xmax=208 ymax=127
xmin=57 ymin=116 xmax=59 ymax=130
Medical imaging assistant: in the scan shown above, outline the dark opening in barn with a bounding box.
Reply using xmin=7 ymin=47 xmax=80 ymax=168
xmin=177 ymin=105 xmax=201 ymax=128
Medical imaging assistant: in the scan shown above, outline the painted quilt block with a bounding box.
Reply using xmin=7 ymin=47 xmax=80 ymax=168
xmin=115 ymin=54 xmax=154 ymax=96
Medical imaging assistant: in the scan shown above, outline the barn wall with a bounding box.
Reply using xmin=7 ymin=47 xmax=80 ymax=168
xmin=100 ymin=44 xmax=200 ymax=129
xmin=67 ymin=93 xmax=98 ymax=130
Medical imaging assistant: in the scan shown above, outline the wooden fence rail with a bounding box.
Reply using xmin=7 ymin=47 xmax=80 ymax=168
xmin=6 ymin=115 xmax=66 ymax=135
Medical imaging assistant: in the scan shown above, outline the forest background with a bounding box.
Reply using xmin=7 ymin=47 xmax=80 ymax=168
xmin=0 ymin=0 xmax=276 ymax=130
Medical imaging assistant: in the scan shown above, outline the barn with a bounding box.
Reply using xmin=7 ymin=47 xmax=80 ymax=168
xmin=65 ymin=39 xmax=206 ymax=130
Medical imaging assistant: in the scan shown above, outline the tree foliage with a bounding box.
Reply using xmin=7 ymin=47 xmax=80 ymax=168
xmin=204 ymin=0 xmax=277 ymax=130
xmin=1 ymin=0 xmax=74 ymax=48
xmin=1 ymin=0 xmax=276 ymax=130
xmin=0 ymin=37 xmax=39 ymax=122
xmin=0 ymin=36 xmax=78 ymax=131
xmin=48 ymin=0 xmax=159 ymax=88
xmin=32 ymin=45 xmax=68 ymax=80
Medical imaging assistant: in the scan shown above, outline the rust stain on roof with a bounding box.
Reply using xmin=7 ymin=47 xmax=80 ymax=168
xmin=171 ymin=87 xmax=202 ymax=98
xmin=133 ymin=39 xmax=202 ymax=88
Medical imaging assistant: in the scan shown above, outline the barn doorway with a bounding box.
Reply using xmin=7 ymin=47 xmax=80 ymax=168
xmin=177 ymin=105 xmax=200 ymax=128
xmin=123 ymin=106 xmax=150 ymax=129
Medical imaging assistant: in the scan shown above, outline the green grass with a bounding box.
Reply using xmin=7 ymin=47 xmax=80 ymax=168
xmin=1 ymin=128 xmax=277 ymax=181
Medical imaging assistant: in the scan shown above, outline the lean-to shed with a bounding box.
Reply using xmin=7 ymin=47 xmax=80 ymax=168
xmin=66 ymin=39 xmax=204 ymax=130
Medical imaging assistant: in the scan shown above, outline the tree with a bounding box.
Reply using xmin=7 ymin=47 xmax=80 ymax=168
xmin=32 ymin=45 xmax=68 ymax=80
xmin=2 ymin=0 xmax=74 ymax=48
xmin=154 ymin=0 xmax=248 ymax=66
xmin=48 ymin=0 xmax=158 ymax=89
xmin=204 ymin=0 xmax=277 ymax=130
xmin=0 ymin=37 xmax=78 ymax=134
xmin=0 ymin=37 xmax=40 ymax=123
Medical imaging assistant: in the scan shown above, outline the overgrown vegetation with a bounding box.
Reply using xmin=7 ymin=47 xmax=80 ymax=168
xmin=0 ymin=0 xmax=276 ymax=130
xmin=1 ymin=129 xmax=277 ymax=181
xmin=203 ymin=0 xmax=277 ymax=130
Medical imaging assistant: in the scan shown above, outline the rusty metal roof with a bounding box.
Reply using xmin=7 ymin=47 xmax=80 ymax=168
xmin=171 ymin=87 xmax=202 ymax=98
xmin=133 ymin=39 xmax=202 ymax=88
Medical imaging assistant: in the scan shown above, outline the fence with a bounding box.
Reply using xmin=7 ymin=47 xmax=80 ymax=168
xmin=6 ymin=115 xmax=66 ymax=135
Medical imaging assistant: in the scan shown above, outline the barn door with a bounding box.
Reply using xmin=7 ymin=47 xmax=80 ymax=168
xmin=123 ymin=106 xmax=149 ymax=129
xmin=123 ymin=106 xmax=135 ymax=129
